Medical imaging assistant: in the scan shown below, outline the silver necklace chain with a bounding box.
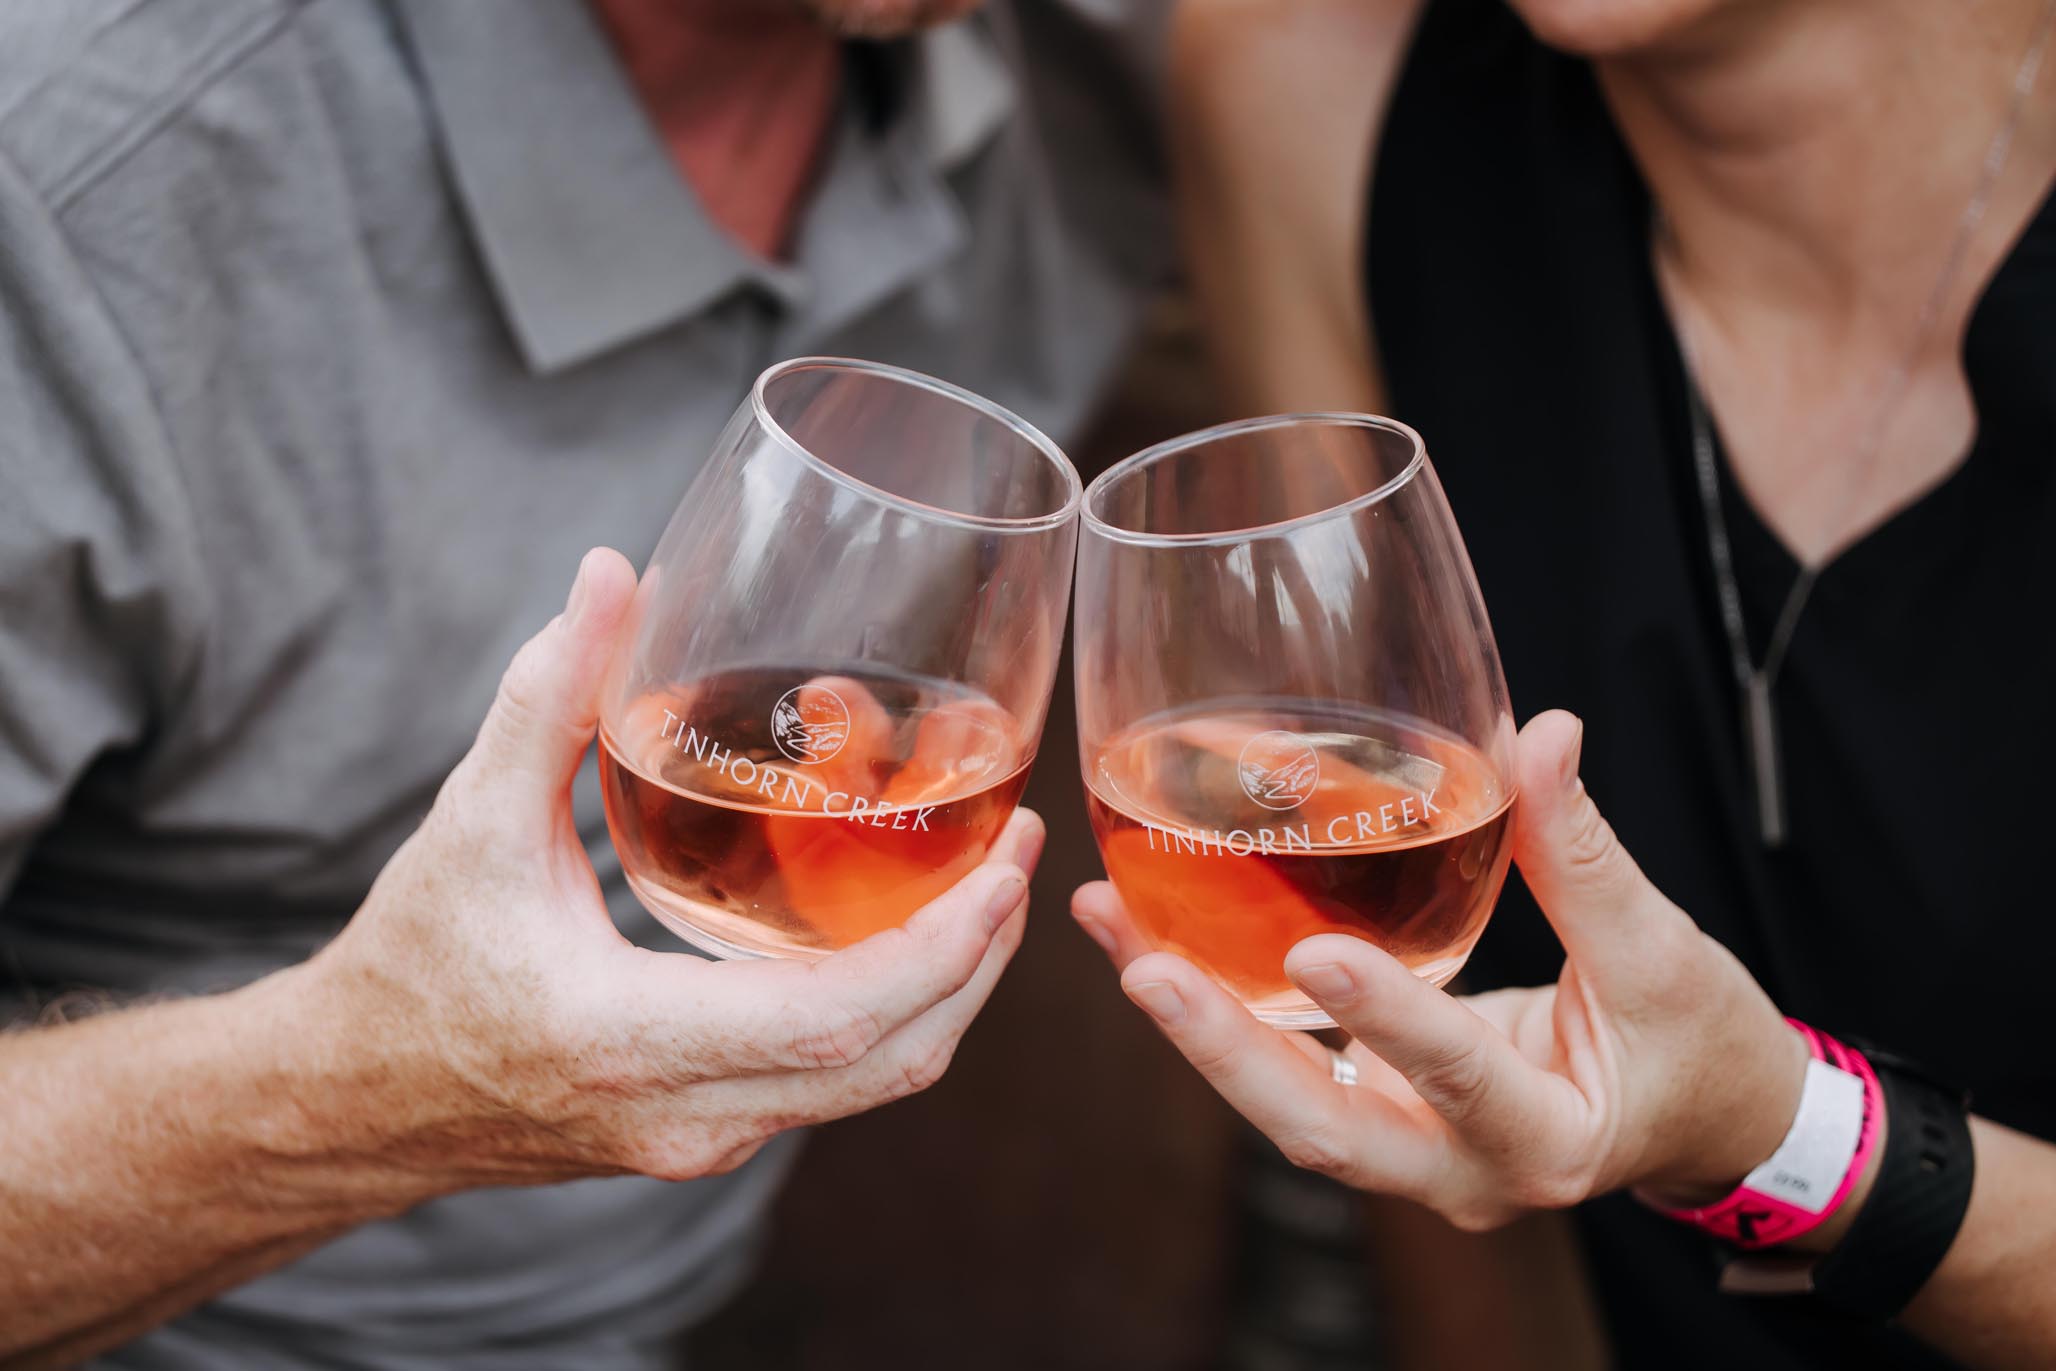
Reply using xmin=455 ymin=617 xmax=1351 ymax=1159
xmin=1671 ymin=0 xmax=2056 ymax=847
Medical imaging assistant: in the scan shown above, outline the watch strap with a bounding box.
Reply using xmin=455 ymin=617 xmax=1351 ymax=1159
xmin=1804 ymin=1050 xmax=1976 ymax=1319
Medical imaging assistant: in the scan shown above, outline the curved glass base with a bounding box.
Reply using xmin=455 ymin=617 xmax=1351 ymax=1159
xmin=626 ymin=873 xmax=835 ymax=963
xmin=1239 ymin=946 xmax=1471 ymax=1031
xmin=1250 ymin=1001 xmax=1341 ymax=1031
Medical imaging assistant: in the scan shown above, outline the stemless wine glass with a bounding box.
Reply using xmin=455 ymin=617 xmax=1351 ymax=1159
xmin=1075 ymin=414 xmax=1516 ymax=1028
xmin=602 ymin=357 xmax=1079 ymax=961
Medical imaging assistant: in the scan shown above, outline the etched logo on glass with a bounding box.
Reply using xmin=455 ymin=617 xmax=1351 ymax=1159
xmin=771 ymin=686 xmax=851 ymax=765
xmin=1237 ymin=730 xmax=1321 ymax=811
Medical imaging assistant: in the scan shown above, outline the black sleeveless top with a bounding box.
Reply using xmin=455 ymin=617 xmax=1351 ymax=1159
xmin=1369 ymin=3 xmax=2056 ymax=1367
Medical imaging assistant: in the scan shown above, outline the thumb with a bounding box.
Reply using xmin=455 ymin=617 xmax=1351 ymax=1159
xmin=464 ymin=548 xmax=638 ymax=812
xmin=1512 ymin=710 xmax=1679 ymax=968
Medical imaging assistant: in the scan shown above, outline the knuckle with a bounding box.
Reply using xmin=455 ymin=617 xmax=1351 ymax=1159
xmin=700 ymin=1137 xmax=768 ymax=1177
xmin=1515 ymin=1170 xmax=1585 ymax=1212
xmin=788 ymin=999 xmax=886 ymax=1072
xmin=1275 ymin=1124 xmax=1356 ymax=1180
xmin=888 ymin=917 xmax=983 ymax=996
xmin=1442 ymin=1199 xmax=1516 ymax=1234
xmin=1412 ymin=1040 xmax=1494 ymax=1119
xmin=476 ymin=630 xmax=588 ymax=768
xmin=494 ymin=634 xmax=557 ymax=724
xmin=623 ymin=1133 xmax=717 ymax=1183
xmin=883 ymin=1036 xmax=956 ymax=1102
xmin=1561 ymin=796 xmax=1625 ymax=882
xmin=905 ymin=897 xmax=957 ymax=948
xmin=1182 ymin=1033 xmax=1243 ymax=1079
xmin=907 ymin=903 xmax=985 ymax=982
xmin=626 ymin=1120 xmax=772 ymax=1183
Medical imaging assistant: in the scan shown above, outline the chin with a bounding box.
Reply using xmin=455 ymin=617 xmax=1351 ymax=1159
xmin=1505 ymin=0 xmax=1737 ymax=56
xmin=796 ymin=0 xmax=985 ymax=38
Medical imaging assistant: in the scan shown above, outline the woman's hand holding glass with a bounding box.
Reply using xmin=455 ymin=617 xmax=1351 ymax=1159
xmin=1074 ymin=710 xmax=1812 ymax=1233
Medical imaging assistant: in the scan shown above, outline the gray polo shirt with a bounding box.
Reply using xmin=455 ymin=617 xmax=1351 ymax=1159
xmin=0 ymin=2 xmax=1163 ymax=1365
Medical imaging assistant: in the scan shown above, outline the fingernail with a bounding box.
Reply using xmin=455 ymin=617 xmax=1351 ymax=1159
xmin=1127 ymin=979 xmax=1186 ymax=1026
xmin=982 ymin=875 xmax=1026 ymax=933
xmin=1561 ymin=717 xmax=1585 ymax=788
xmin=564 ymin=554 xmax=593 ymax=622
xmin=1294 ymin=963 xmax=1358 ymax=1004
xmin=1074 ymin=912 xmax=1117 ymax=957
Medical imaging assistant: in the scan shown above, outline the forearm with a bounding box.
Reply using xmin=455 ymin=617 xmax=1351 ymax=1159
xmin=1168 ymin=0 xmax=1409 ymax=418
xmin=0 ymin=962 xmax=446 ymax=1367
xmin=1896 ymin=1117 xmax=2056 ymax=1369
xmin=1728 ymin=1104 xmax=2056 ymax=1367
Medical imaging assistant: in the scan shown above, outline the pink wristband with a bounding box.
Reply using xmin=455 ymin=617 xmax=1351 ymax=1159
xmin=1653 ymin=1018 xmax=1883 ymax=1250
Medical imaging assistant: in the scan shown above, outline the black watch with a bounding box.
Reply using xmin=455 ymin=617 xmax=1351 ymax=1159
xmin=1718 ymin=1044 xmax=1975 ymax=1319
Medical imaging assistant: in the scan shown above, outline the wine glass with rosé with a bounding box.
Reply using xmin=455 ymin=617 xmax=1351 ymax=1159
xmin=1074 ymin=414 xmax=1516 ymax=1027
xmin=600 ymin=357 xmax=1079 ymax=960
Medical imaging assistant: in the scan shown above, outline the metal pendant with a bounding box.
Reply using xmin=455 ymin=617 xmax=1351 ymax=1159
xmin=1744 ymin=673 xmax=1787 ymax=848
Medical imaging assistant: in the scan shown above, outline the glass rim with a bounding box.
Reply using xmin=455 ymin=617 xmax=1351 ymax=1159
xmin=750 ymin=356 xmax=1083 ymax=533
xmin=1081 ymin=412 xmax=1428 ymax=547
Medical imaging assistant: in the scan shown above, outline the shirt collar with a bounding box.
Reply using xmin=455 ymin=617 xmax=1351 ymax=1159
xmin=392 ymin=1 xmax=1015 ymax=376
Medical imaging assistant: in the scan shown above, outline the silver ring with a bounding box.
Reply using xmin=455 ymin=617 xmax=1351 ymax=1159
xmin=1329 ymin=1048 xmax=1358 ymax=1087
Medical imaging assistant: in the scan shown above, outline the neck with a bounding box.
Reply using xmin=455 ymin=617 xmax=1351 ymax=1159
xmin=589 ymin=0 xmax=842 ymax=261
xmin=1600 ymin=0 xmax=2056 ymax=336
